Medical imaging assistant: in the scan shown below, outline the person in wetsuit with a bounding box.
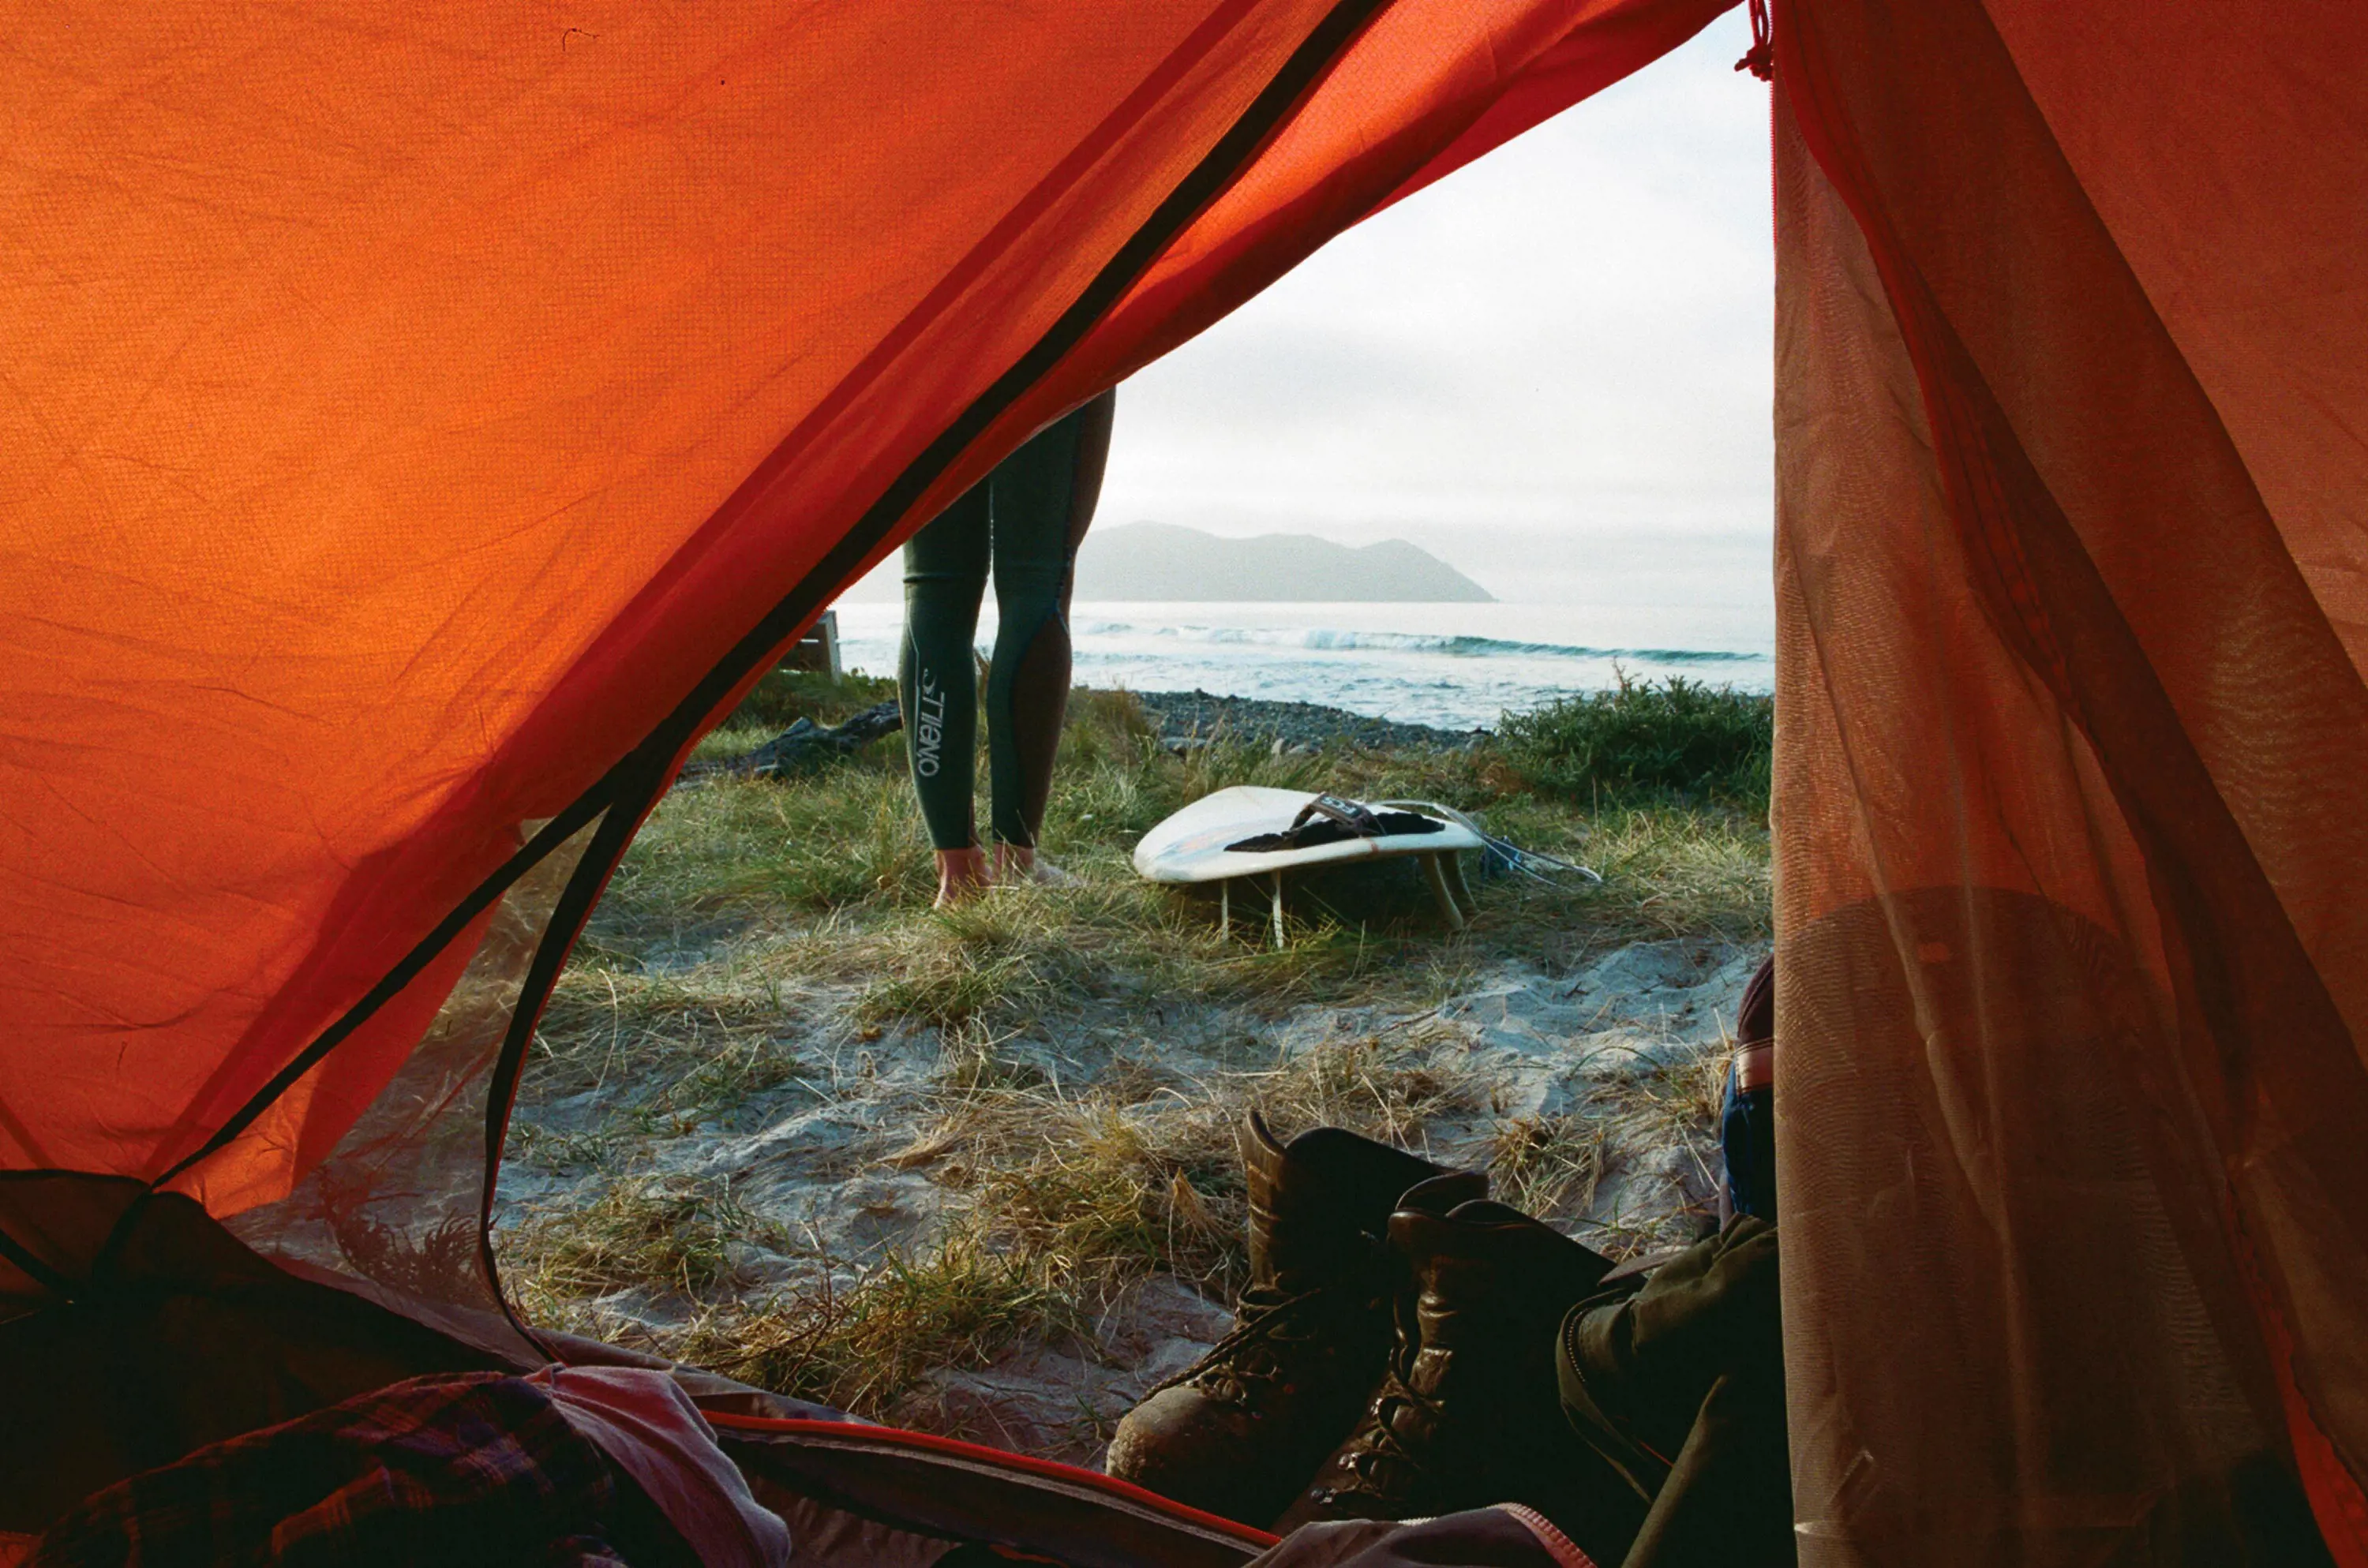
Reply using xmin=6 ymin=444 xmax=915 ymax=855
xmin=899 ymin=389 xmax=1116 ymax=906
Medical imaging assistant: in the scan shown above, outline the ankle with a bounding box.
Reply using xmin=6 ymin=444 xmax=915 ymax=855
xmin=935 ymin=846 xmax=989 ymax=907
xmin=995 ymin=841 xmax=1077 ymax=889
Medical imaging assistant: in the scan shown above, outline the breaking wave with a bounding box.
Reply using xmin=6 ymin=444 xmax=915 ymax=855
xmin=1070 ymin=621 xmax=1760 ymax=664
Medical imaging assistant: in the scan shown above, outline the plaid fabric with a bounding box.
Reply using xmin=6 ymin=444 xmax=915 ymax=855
xmin=30 ymin=1373 xmax=650 ymax=1567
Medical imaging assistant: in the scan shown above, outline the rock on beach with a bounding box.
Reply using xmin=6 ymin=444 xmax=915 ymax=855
xmin=1130 ymin=689 xmax=1487 ymax=754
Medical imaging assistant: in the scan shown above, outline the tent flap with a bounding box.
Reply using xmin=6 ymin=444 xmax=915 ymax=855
xmin=1774 ymin=0 xmax=2368 ymax=1558
xmin=0 ymin=0 xmax=1705 ymax=1211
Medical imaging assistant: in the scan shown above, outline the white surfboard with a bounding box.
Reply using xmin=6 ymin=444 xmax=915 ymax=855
xmin=1133 ymin=786 xmax=1486 ymax=941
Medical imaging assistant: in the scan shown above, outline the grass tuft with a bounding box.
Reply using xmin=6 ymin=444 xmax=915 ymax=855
xmin=1488 ymin=1114 xmax=1610 ymax=1219
xmin=512 ymin=1177 xmax=774 ymax=1304
xmin=500 ymin=676 xmax=1769 ymax=1438
xmin=679 ymin=1237 xmax=1085 ymax=1416
xmin=1491 ymin=673 xmax=1770 ymax=806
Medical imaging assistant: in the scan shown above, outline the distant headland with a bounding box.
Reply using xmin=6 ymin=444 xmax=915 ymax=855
xmin=1070 ymin=522 xmax=1494 ymax=602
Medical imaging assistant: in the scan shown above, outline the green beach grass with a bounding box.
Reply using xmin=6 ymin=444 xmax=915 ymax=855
xmin=502 ymin=670 xmax=1770 ymax=1428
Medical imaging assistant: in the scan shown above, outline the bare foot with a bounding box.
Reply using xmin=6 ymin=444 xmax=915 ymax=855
xmin=934 ymin=847 xmax=990 ymax=908
xmin=994 ymin=843 xmax=1076 ymax=887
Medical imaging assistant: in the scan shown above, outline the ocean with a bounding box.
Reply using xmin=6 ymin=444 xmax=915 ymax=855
xmin=831 ymin=599 xmax=1772 ymax=732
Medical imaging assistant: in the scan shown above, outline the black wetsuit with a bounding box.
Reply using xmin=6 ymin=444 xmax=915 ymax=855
xmin=898 ymin=389 xmax=1115 ymax=851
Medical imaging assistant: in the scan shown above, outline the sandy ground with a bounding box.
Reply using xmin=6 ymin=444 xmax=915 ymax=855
xmin=498 ymin=929 xmax=1765 ymax=1465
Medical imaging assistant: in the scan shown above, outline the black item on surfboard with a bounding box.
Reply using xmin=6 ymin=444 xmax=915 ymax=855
xmin=1225 ymin=795 xmax=1444 ymax=853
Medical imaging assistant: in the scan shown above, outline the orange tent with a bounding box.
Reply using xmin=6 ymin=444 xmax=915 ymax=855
xmin=3 ymin=0 xmax=2365 ymax=1561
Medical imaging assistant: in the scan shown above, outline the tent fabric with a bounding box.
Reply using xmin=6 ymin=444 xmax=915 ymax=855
xmin=1771 ymin=0 xmax=2368 ymax=1559
xmin=0 ymin=1181 xmax=1274 ymax=1566
xmin=7 ymin=0 xmax=2368 ymax=1564
xmin=0 ymin=0 xmax=1729 ymax=1359
xmin=0 ymin=0 xmax=1735 ymax=1524
xmin=8 ymin=0 xmax=1374 ymax=1205
xmin=214 ymin=815 xmax=601 ymax=1360
xmin=0 ymin=0 xmax=1725 ymax=1225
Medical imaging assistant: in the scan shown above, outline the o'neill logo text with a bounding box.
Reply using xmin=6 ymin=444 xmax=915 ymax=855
xmin=914 ymin=672 xmax=946 ymax=777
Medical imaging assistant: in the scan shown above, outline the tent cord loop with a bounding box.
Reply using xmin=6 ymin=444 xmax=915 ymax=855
xmin=1736 ymin=0 xmax=1773 ymax=80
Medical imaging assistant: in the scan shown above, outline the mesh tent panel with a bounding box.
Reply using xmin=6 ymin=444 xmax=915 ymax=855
xmin=219 ymin=816 xmax=599 ymax=1360
xmin=1774 ymin=0 xmax=2368 ymax=1558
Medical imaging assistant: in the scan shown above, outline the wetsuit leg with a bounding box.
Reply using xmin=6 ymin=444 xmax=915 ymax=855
xmin=984 ymin=388 xmax=1115 ymax=848
xmin=901 ymin=481 xmax=991 ymax=851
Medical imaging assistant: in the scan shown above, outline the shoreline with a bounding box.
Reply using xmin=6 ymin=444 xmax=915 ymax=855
xmin=1115 ymin=687 xmax=1489 ymax=752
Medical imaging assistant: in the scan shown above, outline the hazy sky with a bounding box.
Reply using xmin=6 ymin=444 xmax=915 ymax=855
xmin=1100 ymin=10 xmax=1772 ymax=611
xmin=859 ymin=13 xmax=1774 ymax=617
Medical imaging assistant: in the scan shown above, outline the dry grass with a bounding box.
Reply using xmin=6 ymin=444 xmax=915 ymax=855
xmin=511 ymin=1177 xmax=778 ymax=1307
xmin=503 ymin=1020 xmax=1501 ymax=1420
xmin=504 ymin=1020 xmax=1722 ymax=1422
xmin=575 ymin=685 xmax=1766 ymax=1042
xmin=499 ymin=678 xmax=1767 ymax=1428
xmin=680 ymin=1238 xmax=1087 ymax=1418
xmin=912 ymin=1019 xmax=1491 ymax=1300
xmin=1488 ymin=1114 xmax=1612 ymax=1220
xmin=526 ymin=965 xmax=817 ymax=1138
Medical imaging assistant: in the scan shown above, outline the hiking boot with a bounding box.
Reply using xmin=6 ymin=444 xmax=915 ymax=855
xmin=1104 ymin=1114 xmax=1482 ymax=1526
xmin=1275 ymin=1192 xmax=1644 ymax=1562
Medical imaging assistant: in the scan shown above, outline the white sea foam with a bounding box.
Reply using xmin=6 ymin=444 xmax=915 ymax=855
xmin=1070 ymin=620 xmax=1762 ymax=663
xmin=832 ymin=600 xmax=1771 ymax=731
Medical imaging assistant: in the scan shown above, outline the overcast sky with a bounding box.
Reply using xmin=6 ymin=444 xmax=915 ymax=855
xmin=856 ymin=13 xmax=1773 ymax=618
xmin=1097 ymin=10 xmax=1772 ymax=611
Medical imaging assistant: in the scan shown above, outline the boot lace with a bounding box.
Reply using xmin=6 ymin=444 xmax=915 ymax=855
xmin=1145 ymin=1282 xmax=1351 ymax=1404
xmin=1320 ymin=1366 xmax=1445 ymax=1505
